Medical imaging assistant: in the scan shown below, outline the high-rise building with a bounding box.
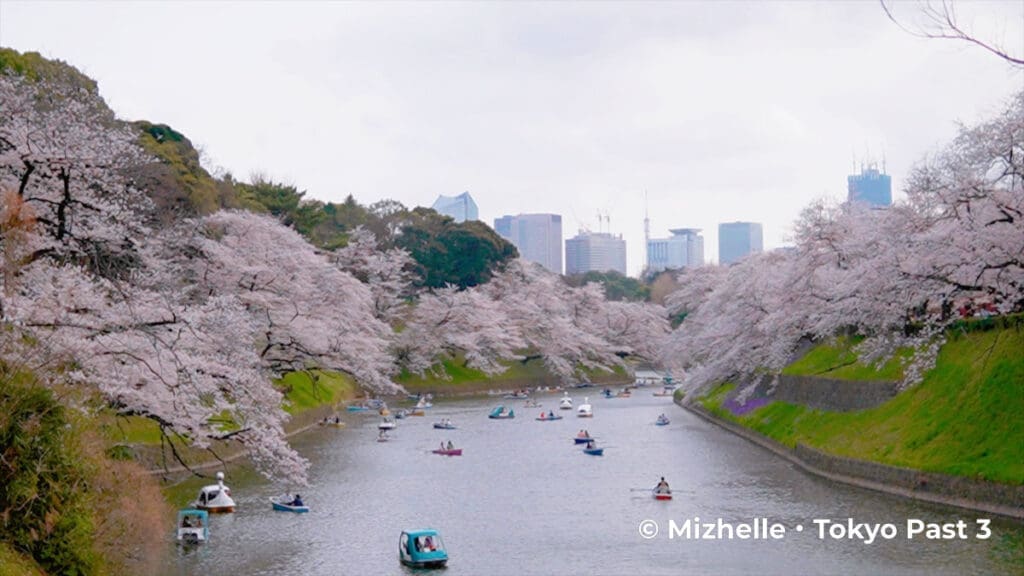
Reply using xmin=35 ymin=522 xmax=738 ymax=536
xmin=847 ymin=165 xmax=892 ymax=207
xmin=718 ymin=221 xmax=763 ymax=265
xmin=431 ymin=191 xmax=479 ymax=222
xmin=494 ymin=213 xmax=563 ymax=274
xmin=565 ymin=231 xmax=627 ymax=276
xmin=646 ymin=228 xmax=704 ymax=273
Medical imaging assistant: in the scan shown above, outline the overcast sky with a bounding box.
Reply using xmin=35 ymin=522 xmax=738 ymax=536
xmin=2 ymin=1 xmax=1021 ymax=275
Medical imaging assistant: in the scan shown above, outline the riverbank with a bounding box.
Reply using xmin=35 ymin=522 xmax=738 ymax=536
xmin=395 ymin=356 xmax=631 ymax=396
xmin=154 ymin=362 xmax=627 ymax=498
xmin=677 ymin=325 xmax=1024 ymax=519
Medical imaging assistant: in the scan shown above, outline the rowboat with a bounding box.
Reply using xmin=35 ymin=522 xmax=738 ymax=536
xmin=431 ymin=448 xmax=463 ymax=456
xmin=573 ymin=436 xmax=594 ymax=444
xmin=270 ymin=497 xmax=310 ymax=513
xmin=655 ymin=416 xmax=670 ymax=426
xmin=346 ymin=405 xmax=370 ymax=412
xmin=433 ymin=422 xmax=457 ymax=430
xmin=503 ymin=390 xmax=529 ymax=399
xmin=653 ymin=490 xmax=672 ymax=500
xmin=583 ymin=447 xmax=604 ymax=456
xmin=536 ymin=414 xmax=563 ymax=421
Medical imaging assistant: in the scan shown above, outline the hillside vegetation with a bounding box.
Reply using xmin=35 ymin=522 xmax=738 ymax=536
xmin=781 ymin=335 xmax=909 ymax=381
xmin=703 ymin=325 xmax=1024 ymax=484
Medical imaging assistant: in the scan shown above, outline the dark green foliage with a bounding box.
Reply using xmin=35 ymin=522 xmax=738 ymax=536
xmin=395 ymin=208 xmax=517 ymax=289
xmin=227 ymin=182 xmax=517 ymax=288
xmin=0 ymin=377 xmax=98 ymax=575
xmin=565 ymin=270 xmax=650 ymax=302
xmin=133 ymin=120 xmax=224 ymax=218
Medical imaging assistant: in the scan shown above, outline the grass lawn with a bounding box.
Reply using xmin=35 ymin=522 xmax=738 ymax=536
xmin=0 ymin=543 xmax=44 ymax=576
xmin=702 ymin=327 xmax=1024 ymax=484
xmin=782 ymin=335 xmax=909 ymax=381
xmin=278 ymin=370 xmax=356 ymax=415
xmin=396 ymin=355 xmax=628 ymax=393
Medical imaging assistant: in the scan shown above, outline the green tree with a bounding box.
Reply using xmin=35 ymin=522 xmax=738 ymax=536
xmin=565 ymin=270 xmax=650 ymax=302
xmin=395 ymin=208 xmax=517 ymax=289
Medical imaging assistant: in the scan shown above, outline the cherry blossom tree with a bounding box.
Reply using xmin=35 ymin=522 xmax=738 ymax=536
xmin=486 ymin=260 xmax=668 ymax=381
xmin=156 ymin=211 xmax=399 ymax=393
xmin=0 ymin=70 xmax=358 ymax=479
xmin=663 ymin=91 xmax=1023 ymax=399
xmin=393 ymin=284 xmax=524 ymax=377
xmin=332 ymin=226 xmax=415 ymax=323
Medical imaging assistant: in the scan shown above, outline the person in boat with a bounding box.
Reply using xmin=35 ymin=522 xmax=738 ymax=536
xmin=288 ymin=494 xmax=304 ymax=507
xmin=446 ymin=440 xmax=454 ymax=450
xmin=334 ymin=416 xmax=341 ymax=424
xmin=548 ymin=410 xmax=555 ymax=419
xmin=440 ymin=441 xmax=446 ymax=451
xmin=585 ymin=440 xmax=595 ymax=449
xmin=655 ymin=477 xmax=670 ymax=493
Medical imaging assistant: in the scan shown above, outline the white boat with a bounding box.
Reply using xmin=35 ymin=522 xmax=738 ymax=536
xmin=379 ymin=417 xmax=397 ymax=430
xmin=559 ymin=392 xmax=573 ymax=410
xmin=192 ymin=472 xmax=236 ymax=513
xmin=577 ymin=397 xmax=593 ymax=418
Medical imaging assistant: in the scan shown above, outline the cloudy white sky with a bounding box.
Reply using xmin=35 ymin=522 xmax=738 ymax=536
xmin=2 ymin=1 xmax=1021 ymax=274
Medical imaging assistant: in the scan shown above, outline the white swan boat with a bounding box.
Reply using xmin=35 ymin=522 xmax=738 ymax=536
xmin=192 ymin=472 xmax=236 ymax=513
xmin=577 ymin=397 xmax=593 ymax=418
xmin=559 ymin=392 xmax=573 ymax=410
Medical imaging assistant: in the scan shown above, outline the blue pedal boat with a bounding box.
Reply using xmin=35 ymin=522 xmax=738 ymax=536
xmin=583 ymin=446 xmax=604 ymax=456
xmin=176 ymin=509 xmax=209 ymax=544
xmin=399 ymin=529 xmax=449 ymax=568
xmin=488 ymin=406 xmax=515 ymax=419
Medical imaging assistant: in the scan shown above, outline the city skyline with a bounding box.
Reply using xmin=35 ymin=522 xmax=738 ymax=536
xmin=494 ymin=212 xmax=563 ymax=274
xmin=2 ymin=2 xmax=1021 ymax=275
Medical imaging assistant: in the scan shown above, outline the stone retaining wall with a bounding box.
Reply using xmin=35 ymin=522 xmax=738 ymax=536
xmin=678 ymin=399 xmax=1024 ymax=520
xmin=772 ymin=374 xmax=898 ymax=411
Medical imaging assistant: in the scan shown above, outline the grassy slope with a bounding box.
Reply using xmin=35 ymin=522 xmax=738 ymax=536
xmin=278 ymin=370 xmax=356 ymax=414
xmin=781 ymin=335 xmax=908 ymax=381
xmin=702 ymin=327 xmax=1024 ymax=484
xmin=396 ymin=356 xmax=629 ymax=393
xmin=100 ymin=371 xmax=356 ymax=446
xmin=0 ymin=543 xmax=44 ymax=576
